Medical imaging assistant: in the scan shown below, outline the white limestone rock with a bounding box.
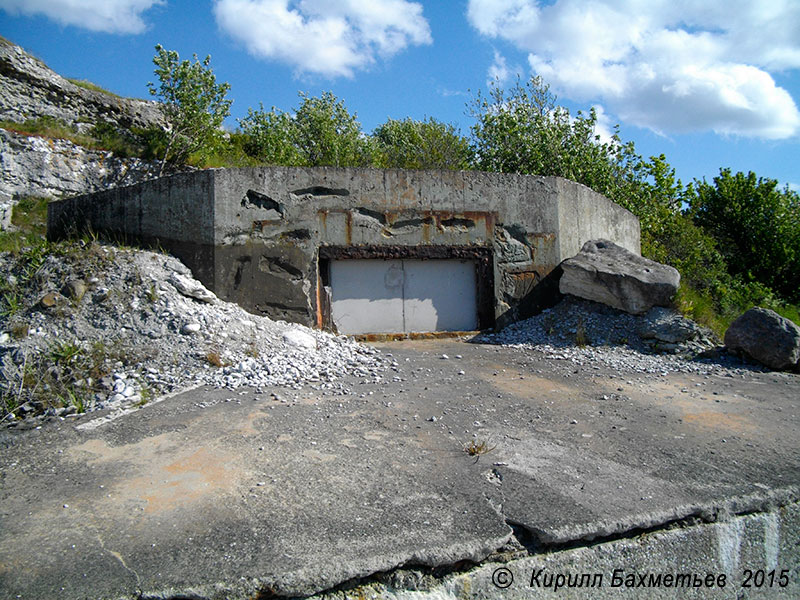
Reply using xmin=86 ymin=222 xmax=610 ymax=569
xmin=169 ymin=272 xmax=217 ymax=304
xmin=283 ymin=329 xmax=317 ymax=350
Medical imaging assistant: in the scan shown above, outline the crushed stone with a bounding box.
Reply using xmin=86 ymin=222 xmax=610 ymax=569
xmin=0 ymin=242 xmax=391 ymax=425
xmin=2 ymin=245 xmax=769 ymax=427
xmin=477 ymin=296 xmax=766 ymax=378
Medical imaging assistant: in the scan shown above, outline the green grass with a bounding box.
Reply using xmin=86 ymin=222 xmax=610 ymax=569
xmin=49 ymin=339 xmax=83 ymax=366
xmin=0 ymin=116 xmax=162 ymax=159
xmin=772 ymin=304 xmax=800 ymax=327
xmin=10 ymin=196 xmax=48 ymax=234
xmin=1 ymin=116 xmax=95 ymax=147
xmin=674 ymin=285 xmax=729 ymax=338
xmin=66 ymin=78 xmax=119 ymax=97
xmin=675 ymin=281 xmax=800 ymax=340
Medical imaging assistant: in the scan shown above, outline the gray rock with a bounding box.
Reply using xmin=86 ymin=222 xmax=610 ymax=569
xmin=38 ymin=291 xmax=63 ymax=309
xmin=0 ymin=38 xmax=164 ymax=131
xmin=0 ymin=191 xmax=12 ymax=230
xmin=283 ymin=329 xmax=317 ymax=350
xmin=0 ymin=39 xmax=165 ymax=228
xmin=61 ymin=279 xmax=87 ymax=302
xmin=639 ymin=307 xmax=703 ymax=343
xmin=559 ymin=240 xmax=680 ymax=315
xmin=724 ymin=307 xmax=800 ymax=371
xmin=0 ymin=129 xmax=161 ymax=208
xmin=169 ymin=273 xmax=217 ymax=304
xmin=92 ymin=288 xmax=109 ymax=303
xmin=180 ymin=322 xmax=202 ymax=335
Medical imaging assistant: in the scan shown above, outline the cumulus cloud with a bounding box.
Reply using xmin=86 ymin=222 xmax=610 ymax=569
xmin=466 ymin=0 xmax=800 ymax=139
xmin=214 ymin=0 xmax=432 ymax=78
xmin=590 ymin=105 xmax=618 ymax=146
xmin=0 ymin=0 xmax=163 ymax=34
xmin=487 ymin=50 xmax=523 ymax=86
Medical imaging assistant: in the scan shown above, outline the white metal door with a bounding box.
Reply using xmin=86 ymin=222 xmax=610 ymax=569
xmin=329 ymin=259 xmax=477 ymax=334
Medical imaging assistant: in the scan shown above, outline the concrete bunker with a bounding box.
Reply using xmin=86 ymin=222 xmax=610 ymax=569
xmin=48 ymin=167 xmax=640 ymax=334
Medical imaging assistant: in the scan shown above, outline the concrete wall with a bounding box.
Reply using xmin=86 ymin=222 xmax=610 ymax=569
xmin=48 ymin=170 xmax=217 ymax=286
xmin=554 ymin=177 xmax=641 ymax=261
xmin=48 ymin=167 xmax=640 ymax=331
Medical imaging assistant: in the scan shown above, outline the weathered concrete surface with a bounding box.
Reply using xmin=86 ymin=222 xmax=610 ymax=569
xmin=48 ymin=168 xmax=641 ymax=329
xmin=1 ymin=339 xmax=797 ymax=599
xmin=365 ymin=503 xmax=800 ymax=599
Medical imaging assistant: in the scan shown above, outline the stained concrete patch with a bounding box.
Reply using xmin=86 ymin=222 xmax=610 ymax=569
xmin=0 ymin=383 xmax=511 ymax=599
xmin=1 ymin=339 xmax=798 ymax=599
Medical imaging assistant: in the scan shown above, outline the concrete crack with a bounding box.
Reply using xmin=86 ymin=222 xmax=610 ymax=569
xmin=97 ymin=535 xmax=142 ymax=591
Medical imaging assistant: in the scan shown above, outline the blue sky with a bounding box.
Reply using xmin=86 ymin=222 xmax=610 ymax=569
xmin=1 ymin=0 xmax=799 ymax=191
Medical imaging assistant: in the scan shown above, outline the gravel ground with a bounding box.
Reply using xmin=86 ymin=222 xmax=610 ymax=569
xmin=476 ymin=296 xmax=767 ymax=378
xmin=1 ymin=243 xmax=767 ymax=427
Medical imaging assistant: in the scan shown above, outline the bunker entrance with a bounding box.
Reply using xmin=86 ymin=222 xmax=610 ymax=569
xmin=318 ymin=246 xmax=494 ymax=335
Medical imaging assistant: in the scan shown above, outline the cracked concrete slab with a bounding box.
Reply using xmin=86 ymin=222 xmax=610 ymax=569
xmin=1 ymin=339 xmax=798 ymax=599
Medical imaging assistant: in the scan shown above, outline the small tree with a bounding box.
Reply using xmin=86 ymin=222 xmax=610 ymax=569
xmin=293 ymin=91 xmax=373 ymax=167
xmin=687 ymin=169 xmax=800 ymax=302
xmin=469 ymin=76 xmax=634 ymax=195
xmin=238 ymin=103 xmax=302 ymax=166
xmin=373 ymin=117 xmax=473 ymax=170
xmin=148 ymin=44 xmax=232 ymax=175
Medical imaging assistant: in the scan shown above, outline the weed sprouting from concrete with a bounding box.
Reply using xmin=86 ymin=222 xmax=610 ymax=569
xmin=464 ymin=438 xmax=496 ymax=457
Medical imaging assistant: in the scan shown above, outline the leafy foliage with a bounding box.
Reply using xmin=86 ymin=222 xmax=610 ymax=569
xmin=238 ymin=103 xmax=303 ymax=165
xmin=687 ymin=169 xmax=800 ymax=302
xmin=147 ymin=44 xmax=232 ymax=175
xmin=466 ymin=75 xmax=799 ymax=333
xmin=372 ymin=117 xmax=473 ymax=170
xmin=469 ymin=77 xmax=635 ymax=194
xmin=238 ymin=92 xmax=372 ymax=167
xmin=292 ymin=92 xmax=373 ymax=167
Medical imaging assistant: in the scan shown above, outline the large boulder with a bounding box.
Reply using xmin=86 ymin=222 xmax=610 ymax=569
xmin=559 ymin=240 xmax=680 ymax=314
xmin=724 ymin=307 xmax=800 ymax=371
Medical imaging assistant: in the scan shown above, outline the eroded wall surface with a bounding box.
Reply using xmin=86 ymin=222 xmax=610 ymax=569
xmin=48 ymin=167 xmax=640 ymax=330
xmin=211 ymin=167 xmax=639 ymax=328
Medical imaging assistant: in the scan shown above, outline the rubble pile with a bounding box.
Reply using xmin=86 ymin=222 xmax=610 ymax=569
xmin=0 ymin=242 xmax=390 ymax=425
xmin=480 ymin=296 xmax=754 ymax=376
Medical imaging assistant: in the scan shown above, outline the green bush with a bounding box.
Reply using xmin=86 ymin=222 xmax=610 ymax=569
xmin=373 ymin=117 xmax=473 ymax=170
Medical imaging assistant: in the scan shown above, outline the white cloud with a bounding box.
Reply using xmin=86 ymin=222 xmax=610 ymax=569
xmin=0 ymin=0 xmax=163 ymax=34
xmin=466 ymin=0 xmax=800 ymax=140
xmin=214 ymin=0 xmax=432 ymax=78
xmin=590 ymin=105 xmax=617 ymax=146
xmin=487 ymin=50 xmax=523 ymax=86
